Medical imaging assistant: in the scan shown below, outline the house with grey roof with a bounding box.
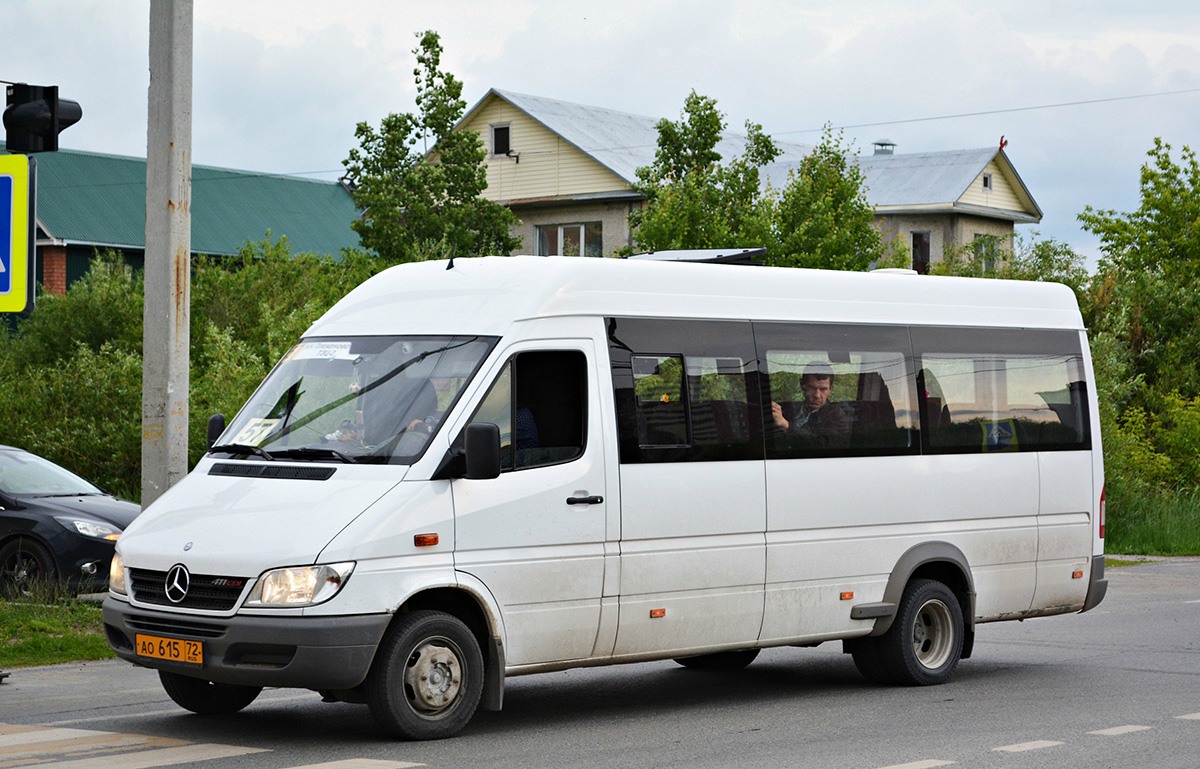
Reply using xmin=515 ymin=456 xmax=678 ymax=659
xmin=2 ymin=143 xmax=359 ymax=294
xmin=457 ymin=89 xmax=1042 ymax=269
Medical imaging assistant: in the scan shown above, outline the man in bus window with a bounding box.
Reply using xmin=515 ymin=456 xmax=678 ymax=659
xmin=771 ymin=362 xmax=850 ymax=446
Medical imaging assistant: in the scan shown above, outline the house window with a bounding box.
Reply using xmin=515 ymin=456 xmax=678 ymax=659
xmin=537 ymin=222 xmax=603 ymax=257
xmin=982 ymin=172 xmax=993 ymax=192
xmin=973 ymin=234 xmax=998 ymax=272
xmin=912 ymin=231 xmax=931 ymax=274
xmin=491 ymin=124 xmax=511 ymax=156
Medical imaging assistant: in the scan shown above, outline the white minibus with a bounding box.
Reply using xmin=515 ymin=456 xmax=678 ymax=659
xmin=103 ymin=255 xmax=1106 ymax=740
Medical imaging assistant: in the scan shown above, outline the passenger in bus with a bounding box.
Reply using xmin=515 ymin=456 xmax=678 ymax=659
xmin=771 ymin=362 xmax=850 ymax=446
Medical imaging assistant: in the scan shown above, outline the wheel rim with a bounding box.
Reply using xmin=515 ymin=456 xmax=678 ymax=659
xmin=2 ymin=550 xmax=40 ymax=592
xmin=403 ymin=639 xmax=464 ymax=717
xmin=911 ymin=598 xmax=954 ymax=669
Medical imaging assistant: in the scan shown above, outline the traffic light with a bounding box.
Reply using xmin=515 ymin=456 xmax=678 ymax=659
xmin=4 ymin=83 xmax=82 ymax=153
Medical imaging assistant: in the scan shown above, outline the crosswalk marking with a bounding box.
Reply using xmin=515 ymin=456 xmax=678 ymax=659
xmin=1089 ymin=725 xmax=1152 ymax=736
xmin=992 ymin=740 xmax=1064 ymax=752
xmin=32 ymin=743 xmax=269 ymax=769
xmin=0 ymin=724 xmax=264 ymax=769
xmin=877 ymin=761 xmax=956 ymax=769
xmin=0 ymin=727 xmax=115 ymax=748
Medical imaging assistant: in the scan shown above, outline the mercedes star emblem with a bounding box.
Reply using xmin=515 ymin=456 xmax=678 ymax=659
xmin=164 ymin=563 xmax=191 ymax=604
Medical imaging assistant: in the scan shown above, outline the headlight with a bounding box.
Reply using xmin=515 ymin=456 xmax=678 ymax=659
xmin=245 ymin=562 xmax=355 ymax=607
xmin=54 ymin=516 xmax=122 ymax=541
xmin=109 ymin=552 xmax=127 ymax=595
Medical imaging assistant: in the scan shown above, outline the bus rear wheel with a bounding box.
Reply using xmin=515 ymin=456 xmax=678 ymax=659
xmin=851 ymin=578 xmax=963 ymax=686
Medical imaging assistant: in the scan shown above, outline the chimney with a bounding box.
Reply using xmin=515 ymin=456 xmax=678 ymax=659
xmin=873 ymin=139 xmax=896 ymax=155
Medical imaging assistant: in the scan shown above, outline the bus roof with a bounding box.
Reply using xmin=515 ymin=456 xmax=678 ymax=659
xmin=308 ymin=256 xmax=1085 ymax=338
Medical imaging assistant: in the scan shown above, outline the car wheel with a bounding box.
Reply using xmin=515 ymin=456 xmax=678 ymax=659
xmin=159 ymin=671 xmax=262 ymax=714
xmin=851 ymin=578 xmax=964 ymax=686
xmin=673 ymin=649 xmax=760 ymax=670
xmin=366 ymin=610 xmax=484 ymax=740
xmin=0 ymin=538 xmax=58 ymax=598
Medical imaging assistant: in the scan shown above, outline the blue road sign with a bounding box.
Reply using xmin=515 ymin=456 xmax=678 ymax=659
xmin=0 ymin=153 xmax=33 ymax=313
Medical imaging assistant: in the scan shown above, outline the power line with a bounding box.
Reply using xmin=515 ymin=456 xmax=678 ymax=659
xmin=775 ymin=87 xmax=1200 ymax=136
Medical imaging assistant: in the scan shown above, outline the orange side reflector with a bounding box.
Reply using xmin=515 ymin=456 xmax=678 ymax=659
xmin=414 ymin=533 xmax=439 ymax=547
xmin=650 ymin=608 xmax=666 ymax=619
xmin=1072 ymin=570 xmax=1084 ymax=579
xmin=840 ymin=591 xmax=854 ymax=601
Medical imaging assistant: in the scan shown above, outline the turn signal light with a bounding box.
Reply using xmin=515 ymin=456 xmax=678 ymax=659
xmin=1099 ymin=486 xmax=1106 ymax=539
xmin=414 ymin=533 xmax=439 ymax=547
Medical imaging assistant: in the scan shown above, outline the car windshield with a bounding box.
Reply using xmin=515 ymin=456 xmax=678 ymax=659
xmin=216 ymin=335 xmax=496 ymax=464
xmin=0 ymin=450 xmax=103 ymax=496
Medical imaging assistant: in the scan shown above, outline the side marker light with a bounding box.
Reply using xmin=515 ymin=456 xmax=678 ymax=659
xmin=414 ymin=533 xmax=439 ymax=547
xmin=840 ymin=592 xmax=854 ymax=601
xmin=650 ymin=608 xmax=666 ymax=619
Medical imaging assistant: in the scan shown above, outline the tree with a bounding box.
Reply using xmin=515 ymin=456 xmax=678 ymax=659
xmin=1080 ymin=138 xmax=1200 ymax=400
xmin=343 ymin=31 xmax=520 ymax=262
xmin=627 ymin=91 xmax=780 ymax=253
xmin=770 ymin=126 xmax=884 ymax=271
xmin=930 ymin=232 xmax=1090 ymax=303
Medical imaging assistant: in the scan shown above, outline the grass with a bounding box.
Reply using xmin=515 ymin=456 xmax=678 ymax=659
xmin=0 ymin=588 xmax=115 ymax=669
xmin=1106 ymin=486 xmax=1200 ymax=556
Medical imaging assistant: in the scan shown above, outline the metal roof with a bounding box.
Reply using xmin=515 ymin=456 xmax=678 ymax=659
xmin=466 ymin=91 xmax=1041 ymax=222
xmin=762 ymin=147 xmax=1041 ymax=220
xmin=474 ymin=89 xmax=812 ymax=184
xmin=3 ymin=143 xmax=360 ymax=257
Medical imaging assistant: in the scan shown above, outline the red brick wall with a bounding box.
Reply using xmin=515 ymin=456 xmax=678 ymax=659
xmin=41 ymin=246 xmax=67 ymax=295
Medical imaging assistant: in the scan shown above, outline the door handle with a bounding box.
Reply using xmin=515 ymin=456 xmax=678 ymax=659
xmin=566 ymin=495 xmax=603 ymax=505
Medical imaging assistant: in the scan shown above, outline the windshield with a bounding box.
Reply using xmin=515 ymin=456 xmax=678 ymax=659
xmin=217 ymin=335 xmax=497 ymax=464
xmin=0 ymin=450 xmax=103 ymax=496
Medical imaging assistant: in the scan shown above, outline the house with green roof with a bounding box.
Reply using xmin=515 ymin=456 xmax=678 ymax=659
xmin=2 ymin=143 xmax=360 ymax=294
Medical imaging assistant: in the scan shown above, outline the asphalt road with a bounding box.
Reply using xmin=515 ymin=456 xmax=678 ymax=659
xmin=1 ymin=557 xmax=1197 ymax=769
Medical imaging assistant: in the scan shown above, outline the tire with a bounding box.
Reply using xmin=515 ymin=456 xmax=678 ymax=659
xmin=674 ymin=649 xmax=760 ymax=671
xmin=159 ymin=671 xmax=262 ymax=715
xmin=0 ymin=538 xmax=58 ymax=598
xmin=366 ymin=610 xmax=484 ymax=740
xmin=851 ymin=578 xmax=964 ymax=686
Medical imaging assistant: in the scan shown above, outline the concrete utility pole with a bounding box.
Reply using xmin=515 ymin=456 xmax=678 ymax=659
xmin=142 ymin=0 xmax=193 ymax=507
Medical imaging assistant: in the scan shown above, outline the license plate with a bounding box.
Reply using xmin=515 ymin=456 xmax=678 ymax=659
xmin=135 ymin=633 xmax=203 ymax=665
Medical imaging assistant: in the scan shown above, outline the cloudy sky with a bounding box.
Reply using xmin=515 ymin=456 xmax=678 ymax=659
xmin=6 ymin=0 xmax=1199 ymax=263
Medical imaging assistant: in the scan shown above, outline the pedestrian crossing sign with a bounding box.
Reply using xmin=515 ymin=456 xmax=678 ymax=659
xmin=0 ymin=153 xmax=35 ymax=313
xmin=982 ymin=418 xmax=1019 ymax=452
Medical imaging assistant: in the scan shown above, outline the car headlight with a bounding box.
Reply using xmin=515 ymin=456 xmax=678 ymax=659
xmin=54 ymin=516 xmax=122 ymax=541
xmin=109 ymin=551 xmax=127 ymax=595
xmin=245 ymin=562 xmax=355 ymax=607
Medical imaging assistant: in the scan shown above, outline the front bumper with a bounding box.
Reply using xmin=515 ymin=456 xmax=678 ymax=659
xmin=102 ymin=598 xmax=392 ymax=689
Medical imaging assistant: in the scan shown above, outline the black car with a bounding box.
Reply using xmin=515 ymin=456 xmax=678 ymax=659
xmin=0 ymin=445 xmax=140 ymax=596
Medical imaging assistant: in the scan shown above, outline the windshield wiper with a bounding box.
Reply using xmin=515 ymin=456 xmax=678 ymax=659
xmin=269 ymin=447 xmax=358 ymax=464
xmin=209 ymin=443 xmax=276 ymax=460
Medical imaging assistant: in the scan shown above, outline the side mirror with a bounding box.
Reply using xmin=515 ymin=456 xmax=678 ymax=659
xmin=207 ymin=413 xmax=226 ymax=450
xmin=464 ymin=423 xmax=501 ymax=480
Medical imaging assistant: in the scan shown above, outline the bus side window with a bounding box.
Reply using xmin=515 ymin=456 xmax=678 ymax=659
xmin=468 ymin=350 xmax=588 ymax=471
xmin=912 ymin=327 xmax=1091 ymax=453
